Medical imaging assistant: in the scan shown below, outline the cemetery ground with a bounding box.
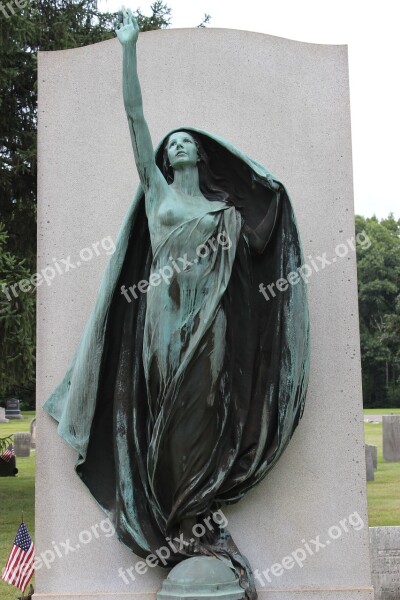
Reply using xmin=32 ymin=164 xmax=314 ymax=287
xmin=0 ymin=411 xmax=35 ymax=600
xmin=0 ymin=409 xmax=399 ymax=599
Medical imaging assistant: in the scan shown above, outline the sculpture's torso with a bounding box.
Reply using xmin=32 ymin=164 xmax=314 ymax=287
xmin=143 ymin=185 xmax=237 ymax=401
xmin=141 ymin=184 xmax=242 ymax=518
xmin=146 ymin=186 xmax=227 ymax=251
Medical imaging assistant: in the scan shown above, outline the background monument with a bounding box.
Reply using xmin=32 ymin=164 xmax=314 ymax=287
xmin=382 ymin=415 xmax=400 ymax=461
xmin=5 ymin=398 xmax=23 ymax=419
xmin=35 ymin=28 xmax=373 ymax=600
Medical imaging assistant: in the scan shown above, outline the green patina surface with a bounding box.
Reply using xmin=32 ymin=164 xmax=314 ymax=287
xmin=42 ymin=10 xmax=310 ymax=600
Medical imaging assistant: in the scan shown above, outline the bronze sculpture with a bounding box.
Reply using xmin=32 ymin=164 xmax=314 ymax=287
xmin=44 ymin=9 xmax=310 ymax=598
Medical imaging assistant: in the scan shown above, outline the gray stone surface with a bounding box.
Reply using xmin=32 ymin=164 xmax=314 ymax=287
xmin=35 ymin=30 xmax=373 ymax=600
xmin=14 ymin=432 xmax=31 ymax=457
xmin=0 ymin=407 xmax=9 ymax=423
xmin=366 ymin=444 xmax=378 ymax=469
xmin=30 ymin=417 xmax=37 ymax=449
xmin=370 ymin=527 xmax=400 ymax=600
xmin=365 ymin=446 xmax=375 ymax=481
xmin=382 ymin=415 xmax=400 ymax=462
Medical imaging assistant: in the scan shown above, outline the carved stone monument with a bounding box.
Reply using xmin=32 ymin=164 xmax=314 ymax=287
xmin=370 ymin=527 xmax=400 ymax=600
xmin=14 ymin=432 xmax=31 ymax=457
xmin=365 ymin=446 xmax=375 ymax=481
xmin=35 ymin=28 xmax=373 ymax=600
xmin=30 ymin=418 xmax=37 ymax=449
xmin=5 ymin=398 xmax=23 ymax=419
xmin=0 ymin=453 xmax=18 ymax=477
xmin=382 ymin=415 xmax=400 ymax=462
xmin=365 ymin=444 xmax=378 ymax=470
xmin=0 ymin=407 xmax=9 ymax=423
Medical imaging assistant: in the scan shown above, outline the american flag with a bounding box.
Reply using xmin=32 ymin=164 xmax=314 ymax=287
xmin=0 ymin=444 xmax=15 ymax=463
xmin=1 ymin=522 xmax=35 ymax=591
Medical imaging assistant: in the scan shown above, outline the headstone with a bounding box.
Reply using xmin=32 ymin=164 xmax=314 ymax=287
xmin=5 ymin=398 xmax=23 ymax=419
xmin=382 ymin=415 xmax=400 ymax=461
xmin=30 ymin=418 xmax=37 ymax=449
xmin=370 ymin=527 xmax=400 ymax=600
xmin=365 ymin=446 xmax=375 ymax=481
xmin=0 ymin=454 xmax=18 ymax=477
xmin=14 ymin=432 xmax=31 ymax=457
xmin=365 ymin=443 xmax=378 ymax=469
xmin=35 ymin=31 xmax=374 ymax=600
xmin=0 ymin=407 xmax=9 ymax=423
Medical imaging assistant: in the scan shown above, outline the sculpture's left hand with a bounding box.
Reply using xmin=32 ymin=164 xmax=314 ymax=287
xmin=115 ymin=6 xmax=139 ymax=46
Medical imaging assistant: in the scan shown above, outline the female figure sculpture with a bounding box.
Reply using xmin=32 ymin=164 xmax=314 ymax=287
xmin=44 ymin=9 xmax=310 ymax=599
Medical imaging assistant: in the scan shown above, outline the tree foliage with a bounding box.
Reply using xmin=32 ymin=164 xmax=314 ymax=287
xmin=134 ymin=0 xmax=171 ymax=31
xmin=0 ymin=223 xmax=35 ymax=397
xmin=197 ymin=13 xmax=211 ymax=28
xmin=356 ymin=214 xmax=400 ymax=407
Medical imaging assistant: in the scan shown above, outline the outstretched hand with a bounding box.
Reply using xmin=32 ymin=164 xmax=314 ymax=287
xmin=115 ymin=6 xmax=139 ymax=45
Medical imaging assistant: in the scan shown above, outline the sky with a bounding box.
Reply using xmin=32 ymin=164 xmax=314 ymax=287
xmin=98 ymin=0 xmax=400 ymax=220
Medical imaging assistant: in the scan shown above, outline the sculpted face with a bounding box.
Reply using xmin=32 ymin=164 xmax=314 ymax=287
xmin=167 ymin=132 xmax=198 ymax=170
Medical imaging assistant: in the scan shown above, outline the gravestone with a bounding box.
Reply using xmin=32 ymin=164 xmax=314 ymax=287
xmin=370 ymin=527 xmax=400 ymax=600
xmin=382 ymin=415 xmax=400 ymax=462
xmin=365 ymin=446 xmax=375 ymax=481
xmin=0 ymin=454 xmax=18 ymax=477
xmin=14 ymin=432 xmax=31 ymax=457
xmin=0 ymin=407 xmax=9 ymax=423
xmin=35 ymin=30 xmax=373 ymax=600
xmin=365 ymin=444 xmax=378 ymax=469
xmin=5 ymin=398 xmax=23 ymax=419
xmin=30 ymin=418 xmax=37 ymax=449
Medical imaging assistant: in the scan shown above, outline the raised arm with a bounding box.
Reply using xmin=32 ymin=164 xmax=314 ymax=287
xmin=115 ymin=8 xmax=164 ymax=193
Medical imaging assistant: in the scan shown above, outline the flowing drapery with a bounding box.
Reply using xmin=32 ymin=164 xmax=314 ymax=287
xmin=43 ymin=129 xmax=310 ymax=598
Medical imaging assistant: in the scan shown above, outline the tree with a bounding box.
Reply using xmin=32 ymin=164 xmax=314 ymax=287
xmin=197 ymin=13 xmax=211 ymax=28
xmin=0 ymin=223 xmax=35 ymax=397
xmin=134 ymin=0 xmax=171 ymax=30
xmin=382 ymin=294 xmax=400 ymax=403
xmin=0 ymin=0 xmax=175 ymax=402
xmin=356 ymin=214 xmax=400 ymax=407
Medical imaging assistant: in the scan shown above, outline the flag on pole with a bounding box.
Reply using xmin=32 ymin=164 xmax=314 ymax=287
xmin=1 ymin=521 xmax=35 ymax=591
xmin=0 ymin=444 xmax=15 ymax=463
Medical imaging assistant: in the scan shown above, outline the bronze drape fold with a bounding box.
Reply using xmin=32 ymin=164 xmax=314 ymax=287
xmin=44 ymin=129 xmax=310 ymax=599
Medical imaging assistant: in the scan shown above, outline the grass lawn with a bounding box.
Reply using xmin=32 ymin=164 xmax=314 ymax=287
xmin=364 ymin=408 xmax=400 ymax=415
xmin=364 ymin=412 xmax=400 ymax=526
xmin=0 ymin=411 xmax=35 ymax=600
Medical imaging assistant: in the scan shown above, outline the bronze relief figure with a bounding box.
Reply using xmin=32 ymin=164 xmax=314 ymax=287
xmin=44 ymin=9 xmax=310 ymax=598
